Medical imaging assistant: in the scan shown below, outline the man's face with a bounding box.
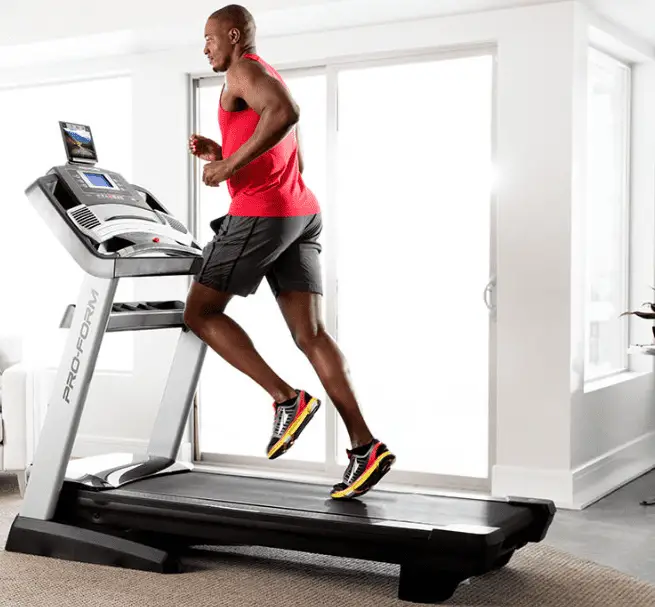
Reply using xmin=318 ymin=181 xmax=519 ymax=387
xmin=204 ymin=18 xmax=231 ymax=73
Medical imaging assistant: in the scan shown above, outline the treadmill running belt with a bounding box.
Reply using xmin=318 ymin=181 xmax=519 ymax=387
xmin=98 ymin=471 xmax=535 ymax=534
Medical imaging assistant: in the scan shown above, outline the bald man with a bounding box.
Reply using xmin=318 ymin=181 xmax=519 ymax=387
xmin=185 ymin=4 xmax=395 ymax=499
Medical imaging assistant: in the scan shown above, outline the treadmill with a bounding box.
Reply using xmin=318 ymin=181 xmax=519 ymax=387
xmin=5 ymin=122 xmax=556 ymax=604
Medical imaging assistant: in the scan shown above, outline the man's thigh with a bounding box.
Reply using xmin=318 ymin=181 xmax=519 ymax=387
xmin=266 ymin=213 xmax=323 ymax=298
xmin=195 ymin=215 xmax=308 ymax=297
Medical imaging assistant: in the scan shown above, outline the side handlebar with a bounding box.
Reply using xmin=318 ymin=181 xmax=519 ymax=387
xmin=116 ymin=242 xmax=202 ymax=258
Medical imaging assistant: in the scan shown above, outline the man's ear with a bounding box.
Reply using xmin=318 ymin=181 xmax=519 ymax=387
xmin=229 ymin=28 xmax=241 ymax=45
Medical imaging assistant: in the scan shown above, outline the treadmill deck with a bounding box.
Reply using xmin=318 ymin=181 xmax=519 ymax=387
xmin=68 ymin=471 xmax=536 ymax=537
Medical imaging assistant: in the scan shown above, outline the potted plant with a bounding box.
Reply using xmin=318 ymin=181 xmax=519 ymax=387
xmin=620 ymin=289 xmax=655 ymax=341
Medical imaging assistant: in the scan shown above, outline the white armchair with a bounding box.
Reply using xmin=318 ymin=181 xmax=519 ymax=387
xmin=0 ymin=335 xmax=33 ymax=495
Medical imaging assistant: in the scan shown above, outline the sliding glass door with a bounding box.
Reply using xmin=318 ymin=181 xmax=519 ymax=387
xmin=334 ymin=56 xmax=494 ymax=479
xmin=191 ymin=50 xmax=495 ymax=488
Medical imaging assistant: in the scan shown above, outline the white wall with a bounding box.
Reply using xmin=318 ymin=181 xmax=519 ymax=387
xmin=5 ymin=0 xmax=655 ymax=508
xmin=0 ymin=0 xmax=332 ymax=46
xmin=0 ymin=0 xmax=578 ymax=50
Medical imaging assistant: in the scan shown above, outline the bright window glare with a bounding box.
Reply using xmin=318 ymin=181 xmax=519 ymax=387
xmin=334 ymin=56 xmax=493 ymax=477
xmin=584 ymin=49 xmax=630 ymax=383
xmin=0 ymin=76 xmax=134 ymax=370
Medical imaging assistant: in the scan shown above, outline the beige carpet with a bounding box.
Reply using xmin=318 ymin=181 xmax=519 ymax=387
xmin=1 ymin=478 xmax=655 ymax=606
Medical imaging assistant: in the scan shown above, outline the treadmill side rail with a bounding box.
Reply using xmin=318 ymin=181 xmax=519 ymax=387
xmin=64 ymin=454 xmax=193 ymax=489
xmin=505 ymin=496 xmax=557 ymax=542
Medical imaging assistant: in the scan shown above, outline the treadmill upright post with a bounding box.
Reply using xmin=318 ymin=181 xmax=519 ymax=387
xmin=147 ymin=328 xmax=207 ymax=460
xmin=20 ymin=275 xmax=117 ymax=520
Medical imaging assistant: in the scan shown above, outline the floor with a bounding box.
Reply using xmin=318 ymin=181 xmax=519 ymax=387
xmin=544 ymin=470 xmax=655 ymax=584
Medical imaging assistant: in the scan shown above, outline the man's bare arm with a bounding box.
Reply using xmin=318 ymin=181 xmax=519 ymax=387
xmin=224 ymin=60 xmax=299 ymax=173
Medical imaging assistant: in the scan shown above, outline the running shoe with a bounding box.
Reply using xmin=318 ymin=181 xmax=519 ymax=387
xmin=330 ymin=439 xmax=396 ymax=499
xmin=267 ymin=390 xmax=321 ymax=459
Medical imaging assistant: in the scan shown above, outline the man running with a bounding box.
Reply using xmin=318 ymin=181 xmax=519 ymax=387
xmin=185 ymin=4 xmax=395 ymax=499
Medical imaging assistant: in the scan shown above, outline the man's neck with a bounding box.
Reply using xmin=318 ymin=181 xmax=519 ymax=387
xmin=238 ymin=45 xmax=257 ymax=58
xmin=226 ymin=46 xmax=257 ymax=74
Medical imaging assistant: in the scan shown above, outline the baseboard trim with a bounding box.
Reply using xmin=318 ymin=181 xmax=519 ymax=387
xmin=492 ymin=465 xmax=574 ymax=508
xmin=492 ymin=433 xmax=655 ymax=510
xmin=572 ymin=431 xmax=655 ymax=509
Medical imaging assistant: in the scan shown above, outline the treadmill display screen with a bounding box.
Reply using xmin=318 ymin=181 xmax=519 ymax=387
xmin=84 ymin=172 xmax=113 ymax=188
xmin=59 ymin=122 xmax=98 ymax=164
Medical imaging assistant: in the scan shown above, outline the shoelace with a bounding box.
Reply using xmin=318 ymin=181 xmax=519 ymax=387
xmin=272 ymin=405 xmax=291 ymax=437
xmin=343 ymin=450 xmax=366 ymax=484
xmin=272 ymin=392 xmax=302 ymax=437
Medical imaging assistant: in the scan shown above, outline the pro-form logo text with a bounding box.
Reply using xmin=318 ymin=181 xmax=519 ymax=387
xmin=63 ymin=289 xmax=99 ymax=403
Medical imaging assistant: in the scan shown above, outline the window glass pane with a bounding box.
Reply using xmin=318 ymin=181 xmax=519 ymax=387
xmin=0 ymin=77 xmax=134 ymax=371
xmin=335 ymin=55 xmax=494 ymax=478
xmin=585 ymin=49 xmax=630 ymax=382
xmin=196 ymin=73 xmax=328 ymax=462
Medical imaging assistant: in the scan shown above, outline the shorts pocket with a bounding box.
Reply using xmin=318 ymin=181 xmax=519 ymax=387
xmin=209 ymin=214 xmax=229 ymax=237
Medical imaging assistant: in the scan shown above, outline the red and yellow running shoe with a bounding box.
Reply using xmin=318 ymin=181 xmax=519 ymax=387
xmin=330 ymin=440 xmax=396 ymax=500
xmin=267 ymin=390 xmax=321 ymax=460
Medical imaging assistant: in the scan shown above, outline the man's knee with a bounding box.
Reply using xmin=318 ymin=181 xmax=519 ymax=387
xmin=183 ymin=305 xmax=204 ymax=333
xmin=183 ymin=302 xmax=225 ymax=334
xmin=184 ymin=282 xmax=231 ymax=332
xmin=294 ymin=325 xmax=327 ymax=353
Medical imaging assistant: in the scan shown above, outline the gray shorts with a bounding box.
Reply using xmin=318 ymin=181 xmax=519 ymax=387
xmin=195 ymin=213 xmax=323 ymax=298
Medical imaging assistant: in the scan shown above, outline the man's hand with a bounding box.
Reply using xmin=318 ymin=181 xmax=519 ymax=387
xmin=202 ymin=159 xmax=235 ymax=187
xmin=189 ymin=134 xmax=222 ymax=162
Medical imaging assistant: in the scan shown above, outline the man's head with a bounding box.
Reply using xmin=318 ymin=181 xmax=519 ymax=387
xmin=204 ymin=5 xmax=256 ymax=73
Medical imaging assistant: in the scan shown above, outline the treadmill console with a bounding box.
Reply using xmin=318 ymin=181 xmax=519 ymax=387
xmin=56 ymin=164 xmax=151 ymax=211
xmin=24 ymin=122 xmax=203 ymax=278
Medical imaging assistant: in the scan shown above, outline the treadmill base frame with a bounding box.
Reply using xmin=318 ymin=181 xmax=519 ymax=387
xmin=6 ymin=478 xmax=557 ymax=605
xmin=5 ymin=515 xmax=181 ymax=573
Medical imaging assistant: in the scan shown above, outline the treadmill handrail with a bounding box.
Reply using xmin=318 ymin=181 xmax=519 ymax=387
xmin=116 ymin=241 xmax=202 ymax=258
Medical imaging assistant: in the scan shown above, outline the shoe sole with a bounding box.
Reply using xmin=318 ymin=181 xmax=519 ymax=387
xmin=267 ymin=398 xmax=321 ymax=460
xmin=331 ymin=452 xmax=396 ymax=500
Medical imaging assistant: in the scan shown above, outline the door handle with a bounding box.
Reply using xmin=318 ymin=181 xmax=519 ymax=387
xmin=483 ymin=276 xmax=496 ymax=314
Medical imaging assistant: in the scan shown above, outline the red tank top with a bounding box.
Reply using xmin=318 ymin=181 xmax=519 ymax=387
xmin=219 ymin=53 xmax=320 ymax=217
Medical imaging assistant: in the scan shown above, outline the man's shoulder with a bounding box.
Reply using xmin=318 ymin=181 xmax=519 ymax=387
xmin=231 ymin=56 xmax=268 ymax=76
xmin=226 ymin=57 xmax=267 ymax=90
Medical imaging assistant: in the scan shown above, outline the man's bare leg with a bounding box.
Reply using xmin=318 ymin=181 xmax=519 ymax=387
xmin=184 ymin=281 xmax=297 ymax=404
xmin=275 ymin=290 xmax=374 ymax=448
